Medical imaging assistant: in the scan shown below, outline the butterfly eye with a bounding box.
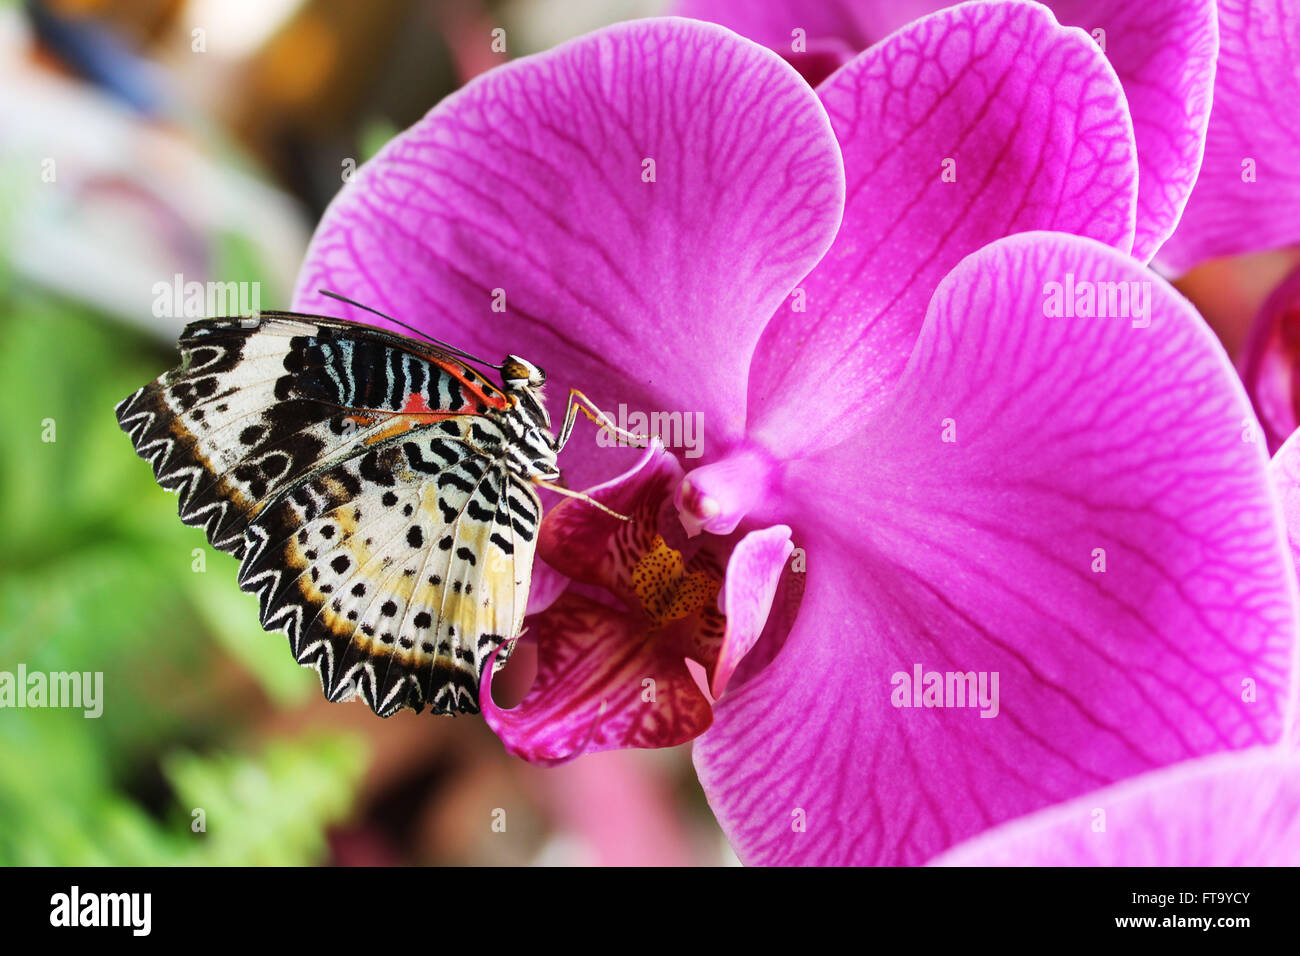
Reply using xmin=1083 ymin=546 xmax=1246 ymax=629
xmin=502 ymin=356 xmax=544 ymax=388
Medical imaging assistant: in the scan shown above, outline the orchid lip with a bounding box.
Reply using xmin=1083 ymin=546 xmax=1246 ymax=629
xmin=674 ymin=445 xmax=775 ymax=537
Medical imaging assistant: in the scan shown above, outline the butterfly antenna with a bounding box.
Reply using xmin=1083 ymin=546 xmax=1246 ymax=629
xmin=317 ymin=289 xmax=502 ymax=370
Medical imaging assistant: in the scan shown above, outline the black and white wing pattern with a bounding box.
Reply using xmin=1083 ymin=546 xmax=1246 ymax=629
xmin=237 ymin=422 xmax=540 ymax=715
xmin=116 ymin=313 xmax=545 ymax=715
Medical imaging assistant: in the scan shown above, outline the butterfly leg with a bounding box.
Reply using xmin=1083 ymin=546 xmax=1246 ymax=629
xmin=531 ymin=478 xmax=632 ymax=521
xmin=555 ymin=388 xmax=648 ymax=452
xmin=544 ymin=389 xmax=645 ymax=521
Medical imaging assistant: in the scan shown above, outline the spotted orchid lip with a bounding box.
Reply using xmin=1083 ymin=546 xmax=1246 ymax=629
xmin=479 ymin=442 xmax=786 ymax=764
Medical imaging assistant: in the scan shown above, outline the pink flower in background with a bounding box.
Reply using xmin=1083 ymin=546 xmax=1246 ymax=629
xmin=1241 ymin=262 xmax=1300 ymax=450
xmin=676 ymin=0 xmax=1221 ymax=266
xmin=528 ymin=748 xmax=697 ymax=866
xmin=677 ymin=0 xmax=1300 ymax=276
xmin=1155 ymin=0 xmax=1300 ymax=274
xmin=291 ymin=6 xmax=1300 ymax=865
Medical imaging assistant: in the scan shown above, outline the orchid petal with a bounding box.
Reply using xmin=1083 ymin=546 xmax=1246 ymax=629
xmin=525 ymin=559 xmax=570 ymax=616
xmin=1156 ymin=0 xmax=1300 ymax=274
xmin=930 ymin=748 xmax=1300 ymax=865
xmin=1047 ymin=0 xmax=1218 ymax=262
xmin=679 ymin=0 xmax=1216 ymax=265
xmin=1268 ymin=429 xmax=1300 ymax=741
xmin=293 ymin=18 xmax=845 ymax=487
xmin=676 ymin=0 xmax=888 ymax=53
xmin=746 ymin=1 xmax=1139 ymax=456
xmin=696 ymin=231 xmax=1300 ymax=865
xmin=675 ymin=0 xmax=937 ymax=84
xmin=713 ymin=525 xmax=794 ymax=697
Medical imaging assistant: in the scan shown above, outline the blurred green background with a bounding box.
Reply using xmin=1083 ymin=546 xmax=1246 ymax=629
xmin=1 ymin=278 xmax=366 ymax=864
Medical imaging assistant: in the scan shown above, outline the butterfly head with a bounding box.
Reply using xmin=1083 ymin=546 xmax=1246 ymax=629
xmin=501 ymin=356 xmax=546 ymax=390
xmin=500 ymin=355 xmax=552 ymax=433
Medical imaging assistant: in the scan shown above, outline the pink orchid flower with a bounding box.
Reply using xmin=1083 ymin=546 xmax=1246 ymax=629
xmin=1242 ymin=262 xmax=1300 ymax=450
xmin=295 ymin=15 xmax=846 ymax=761
xmin=292 ymin=8 xmax=1300 ymax=865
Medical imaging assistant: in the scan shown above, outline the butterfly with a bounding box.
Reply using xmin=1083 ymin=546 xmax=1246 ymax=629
xmin=116 ymin=294 xmax=635 ymax=718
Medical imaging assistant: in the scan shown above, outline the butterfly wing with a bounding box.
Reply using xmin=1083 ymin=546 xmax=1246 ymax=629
xmin=115 ymin=312 xmax=509 ymax=555
xmin=239 ymin=429 xmax=540 ymax=715
xmin=116 ymin=313 xmax=536 ymax=715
